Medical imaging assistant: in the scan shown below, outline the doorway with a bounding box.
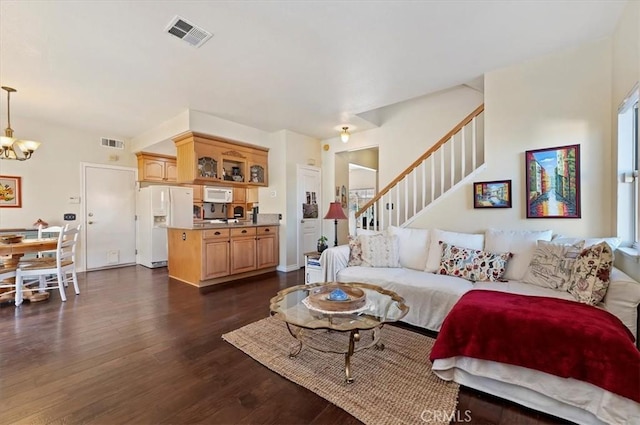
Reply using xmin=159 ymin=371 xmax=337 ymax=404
xmin=297 ymin=165 xmax=321 ymax=267
xmin=82 ymin=163 xmax=137 ymax=270
xmin=335 ymin=147 xmax=379 ymax=237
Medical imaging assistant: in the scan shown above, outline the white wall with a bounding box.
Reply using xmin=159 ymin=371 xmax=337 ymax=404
xmin=0 ymin=116 xmax=136 ymax=270
xmin=411 ymin=39 xmax=613 ymax=237
xmin=349 ymin=169 xmax=377 ymax=190
xmin=321 ymin=85 xmax=484 ymax=238
xmin=611 ymin=0 xmax=640 ymax=281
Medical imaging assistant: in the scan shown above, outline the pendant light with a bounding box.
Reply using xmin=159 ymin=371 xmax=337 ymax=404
xmin=1 ymin=86 xmax=40 ymax=161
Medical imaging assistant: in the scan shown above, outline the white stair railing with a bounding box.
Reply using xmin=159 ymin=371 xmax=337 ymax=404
xmin=357 ymin=104 xmax=485 ymax=231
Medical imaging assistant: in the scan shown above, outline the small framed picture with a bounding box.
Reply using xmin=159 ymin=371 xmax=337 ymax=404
xmin=473 ymin=180 xmax=512 ymax=209
xmin=0 ymin=175 xmax=22 ymax=208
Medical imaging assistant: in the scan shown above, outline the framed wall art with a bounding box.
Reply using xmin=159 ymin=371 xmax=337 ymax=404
xmin=473 ymin=180 xmax=512 ymax=208
xmin=0 ymin=175 xmax=22 ymax=208
xmin=525 ymin=144 xmax=580 ymax=219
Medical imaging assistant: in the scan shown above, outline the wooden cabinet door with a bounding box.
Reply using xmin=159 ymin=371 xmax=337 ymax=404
xmin=165 ymin=159 xmax=178 ymax=182
xmin=256 ymin=235 xmax=278 ymax=269
xmin=142 ymin=159 xmax=166 ymax=182
xmin=230 ymin=237 xmax=256 ymax=274
xmin=203 ymin=240 xmax=230 ymax=279
xmin=233 ymin=187 xmax=246 ymax=203
xmin=256 ymin=226 xmax=278 ymax=268
xmin=191 ymin=185 xmax=203 ymax=203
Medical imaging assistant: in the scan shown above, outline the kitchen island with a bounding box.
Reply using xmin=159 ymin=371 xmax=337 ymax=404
xmin=167 ymin=222 xmax=279 ymax=288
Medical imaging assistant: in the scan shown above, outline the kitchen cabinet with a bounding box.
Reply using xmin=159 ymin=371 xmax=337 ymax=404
xmin=191 ymin=185 xmax=204 ymax=203
xmin=168 ymin=225 xmax=279 ymax=288
xmin=203 ymin=229 xmax=230 ymax=279
xmin=233 ymin=187 xmax=246 ymax=203
xmin=230 ymin=227 xmax=256 ymax=274
xmin=256 ymin=226 xmax=278 ymax=269
xmin=136 ymin=152 xmax=177 ymax=183
xmin=173 ymin=131 xmax=269 ymax=187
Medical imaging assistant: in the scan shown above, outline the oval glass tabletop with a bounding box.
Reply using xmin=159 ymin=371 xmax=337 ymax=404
xmin=269 ymin=282 xmax=409 ymax=331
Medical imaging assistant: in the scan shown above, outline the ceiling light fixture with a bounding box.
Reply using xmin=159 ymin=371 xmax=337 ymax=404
xmin=340 ymin=126 xmax=350 ymax=143
xmin=1 ymin=86 xmax=40 ymax=161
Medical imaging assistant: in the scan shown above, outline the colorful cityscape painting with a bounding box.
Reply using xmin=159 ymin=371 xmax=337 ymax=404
xmin=525 ymin=144 xmax=580 ymax=218
xmin=474 ymin=180 xmax=512 ymax=208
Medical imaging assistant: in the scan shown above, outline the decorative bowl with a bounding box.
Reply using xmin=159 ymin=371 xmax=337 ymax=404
xmin=308 ymin=284 xmax=366 ymax=311
xmin=0 ymin=234 xmax=24 ymax=244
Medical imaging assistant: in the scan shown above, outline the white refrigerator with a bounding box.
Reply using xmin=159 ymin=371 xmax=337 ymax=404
xmin=136 ymin=185 xmax=193 ymax=268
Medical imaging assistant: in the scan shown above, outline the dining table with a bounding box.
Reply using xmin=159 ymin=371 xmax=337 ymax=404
xmin=0 ymin=238 xmax=59 ymax=305
xmin=0 ymin=238 xmax=58 ymax=267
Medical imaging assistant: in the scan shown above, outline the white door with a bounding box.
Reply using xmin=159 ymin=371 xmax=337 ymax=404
xmin=83 ymin=164 xmax=137 ymax=270
xmin=297 ymin=165 xmax=321 ymax=267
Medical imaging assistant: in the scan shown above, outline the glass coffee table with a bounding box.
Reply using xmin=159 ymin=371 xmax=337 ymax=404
xmin=269 ymin=282 xmax=409 ymax=383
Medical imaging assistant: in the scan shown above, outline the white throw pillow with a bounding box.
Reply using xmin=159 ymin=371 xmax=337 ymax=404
xmin=553 ymin=236 xmax=622 ymax=252
xmin=521 ymin=240 xmax=585 ymax=290
xmin=360 ymin=234 xmax=400 ymax=268
xmin=425 ymin=229 xmax=484 ymax=272
xmin=484 ymin=229 xmax=553 ymax=281
xmin=387 ymin=226 xmax=430 ymax=271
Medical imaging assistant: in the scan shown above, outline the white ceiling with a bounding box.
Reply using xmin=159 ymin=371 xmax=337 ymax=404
xmin=0 ymin=1 xmax=627 ymax=141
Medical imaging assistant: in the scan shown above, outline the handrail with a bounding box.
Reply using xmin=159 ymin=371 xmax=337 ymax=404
xmin=356 ymin=103 xmax=484 ymax=218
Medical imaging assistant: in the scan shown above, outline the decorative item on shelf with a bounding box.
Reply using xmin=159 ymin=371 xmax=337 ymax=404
xmin=340 ymin=126 xmax=350 ymax=143
xmin=33 ymin=218 xmax=49 ymax=228
xmin=1 ymin=86 xmax=40 ymax=161
xmin=323 ymin=202 xmax=348 ymax=247
xmin=317 ymin=236 xmax=328 ymax=253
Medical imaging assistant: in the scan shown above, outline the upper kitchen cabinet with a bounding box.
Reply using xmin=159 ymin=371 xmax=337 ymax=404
xmin=173 ymin=131 xmax=269 ymax=187
xmin=136 ymin=152 xmax=177 ymax=183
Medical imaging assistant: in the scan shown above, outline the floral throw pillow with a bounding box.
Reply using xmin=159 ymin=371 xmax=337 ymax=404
xmin=522 ymin=240 xmax=585 ymax=290
xmin=347 ymin=235 xmax=363 ymax=266
xmin=438 ymin=242 xmax=511 ymax=282
xmin=360 ymin=234 xmax=400 ymax=268
xmin=567 ymin=241 xmax=614 ymax=305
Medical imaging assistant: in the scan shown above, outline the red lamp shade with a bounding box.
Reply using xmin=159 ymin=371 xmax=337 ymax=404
xmin=323 ymin=202 xmax=348 ymax=220
xmin=324 ymin=202 xmax=347 ymax=246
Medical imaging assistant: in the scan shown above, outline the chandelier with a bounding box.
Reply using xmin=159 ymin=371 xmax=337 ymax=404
xmin=1 ymin=86 xmax=40 ymax=160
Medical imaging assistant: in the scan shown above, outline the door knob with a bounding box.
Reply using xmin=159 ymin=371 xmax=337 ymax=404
xmin=88 ymin=212 xmax=94 ymax=217
xmin=88 ymin=221 xmax=94 ymax=224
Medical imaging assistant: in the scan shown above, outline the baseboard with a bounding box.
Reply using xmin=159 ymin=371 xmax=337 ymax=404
xmin=277 ymin=264 xmax=300 ymax=273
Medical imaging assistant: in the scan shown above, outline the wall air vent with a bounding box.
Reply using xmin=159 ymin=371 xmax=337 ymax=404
xmin=100 ymin=137 xmax=125 ymax=149
xmin=165 ymin=16 xmax=212 ymax=48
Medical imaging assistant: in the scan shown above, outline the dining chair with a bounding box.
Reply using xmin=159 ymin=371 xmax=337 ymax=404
xmin=36 ymin=224 xmax=64 ymax=258
xmin=0 ymin=265 xmax=19 ymax=306
xmin=16 ymin=224 xmax=81 ymax=302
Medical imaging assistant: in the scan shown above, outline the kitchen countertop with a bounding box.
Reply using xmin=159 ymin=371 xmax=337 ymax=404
xmin=171 ymin=221 xmax=280 ymax=230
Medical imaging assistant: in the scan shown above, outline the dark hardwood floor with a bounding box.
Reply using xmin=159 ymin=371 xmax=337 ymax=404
xmin=0 ymin=266 xmax=570 ymax=424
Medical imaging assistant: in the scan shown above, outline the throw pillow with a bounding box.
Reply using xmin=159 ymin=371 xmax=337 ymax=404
xmin=521 ymin=240 xmax=585 ymax=290
xmin=360 ymin=234 xmax=400 ymax=268
xmin=552 ymin=236 xmax=622 ymax=252
xmin=437 ymin=242 xmax=511 ymax=282
xmin=425 ymin=229 xmax=485 ymax=272
xmin=567 ymin=241 xmax=614 ymax=305
xmin=484 ymin=229 xmax=554 ymax=281
xmin=347 ymin=235 xmax=364 ymax=266
xmin=387 ymin=226 xmax=430 ymax=271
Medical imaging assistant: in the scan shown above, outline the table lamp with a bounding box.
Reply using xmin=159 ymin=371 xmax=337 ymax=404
xmin=324 ymin=202 xmax=348 ymax=246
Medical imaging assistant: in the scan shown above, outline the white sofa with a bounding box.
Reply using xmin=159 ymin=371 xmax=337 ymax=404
xmin=320 ymin=227 xmax=640 ymax=425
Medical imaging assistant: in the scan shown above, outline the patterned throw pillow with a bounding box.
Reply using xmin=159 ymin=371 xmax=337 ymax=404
xmin=360 ymin=234 xmax=400 ymax=268
xmin=347 ymin=235 xmax=364 ymax=266
xmin=438 ymin=242 xmax=511 ymax=282
xmin=567 ymin=241 xmax=614 ymax=305
xmin=521 ymin=240 xmax=585 ymax=290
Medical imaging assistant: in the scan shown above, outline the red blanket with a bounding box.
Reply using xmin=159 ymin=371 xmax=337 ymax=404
xmin=430 ymin=290 xmax=640 ymax=402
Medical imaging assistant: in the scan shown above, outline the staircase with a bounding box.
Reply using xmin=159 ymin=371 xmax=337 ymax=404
xmin=356 ymin=104 xmax=485 ymax=231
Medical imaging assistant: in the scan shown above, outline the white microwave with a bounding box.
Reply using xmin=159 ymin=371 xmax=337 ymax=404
xmin=203 ymin=187 xmax=233 ymax=203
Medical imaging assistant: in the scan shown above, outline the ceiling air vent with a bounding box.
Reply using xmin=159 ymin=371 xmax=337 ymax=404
xmin=165 ymin=16 xmax=212 ymax=48
xmin=101 ymin=137 xmax=125 ymax=150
